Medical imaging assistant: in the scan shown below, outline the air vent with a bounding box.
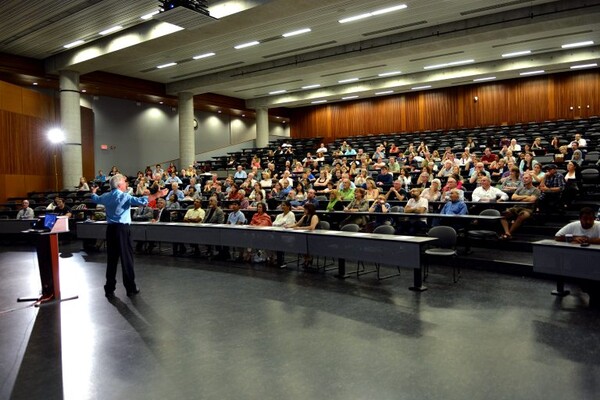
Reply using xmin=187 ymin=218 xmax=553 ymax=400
xmin=320 ymin=64 xmax=387 ymax=78
xmin=460 ymin=0 xmax=534 ymax=16
xmin=170 ymin=62 xmax=244 ymax=79
xmin=234 ymin=79 xmax=303 ymax=93
xmin=263 ymin=41 xmax=337 ymax=59
xmin=410 ymin=51 xmax=464 ymax=62
xmin=492 ymin=30 xmax=593 ymax=47
xmin=362 ymin=21 xmax=428 ymax=37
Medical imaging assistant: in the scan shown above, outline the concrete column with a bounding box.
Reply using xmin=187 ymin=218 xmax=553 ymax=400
xmin=178 ymin=92 xmax=195 ymax=170
xmin=59 ymin=70 xmax=82 ymax=189
xmin=255 ymin=107 xmax=269 ymax=149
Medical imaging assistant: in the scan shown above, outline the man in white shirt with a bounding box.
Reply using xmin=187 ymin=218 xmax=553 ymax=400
xmin=472 ymin=176 xmax=509 ymax=202
xmin=555 ymin=207 xmax=600 ymax=244
xmin=16 ymin=200 xmax=35 ymax=219
xmin=555 ymin=207 xmax=600 ymax=307
xmin=399 ymin=188 xmax=429 ymax=234
xmin=568 ymin=133 xmax=587 ymax=148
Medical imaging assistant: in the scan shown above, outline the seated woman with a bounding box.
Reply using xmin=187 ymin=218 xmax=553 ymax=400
xmin=530 ymin=163 xmax=545 ymax=184
xmin=366 ymin=194 xmax=392 ymax=232
xmin=501 ymin=167 xmax=521 ymax=194
xmin=313 ymin=170 xmax=330 ymax=192
xmin=292 ymin=203 xmax=320 ymax=267
xmin=244 ymin=202 xmax=272 ymax=262
xmin=421 ymin=178 xmax=442 ymax=202
xmin=365 ymin=179 xmax=380 ymax=201
xmin=77 ymin=176 xmax=90 ymax=191
xmin=341 ymin=187 xmax=369 ymax=229
xmin=354 ymin=170 xmax=368 ymax=188
xmin=248 ymin=182 xmax=266 ymax=201
xmin=272 ymin=200 xmax=296 ymax=228
xmin=562 ymin=161 xmax=582 ymax=208
xmin=248 ymin=192 xmax=268 ymax=210
xmin=325 ymin=189 xmax=344 ymax=212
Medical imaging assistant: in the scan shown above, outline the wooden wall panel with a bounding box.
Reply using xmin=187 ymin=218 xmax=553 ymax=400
xmin=0 ymin=81 xmax=23 ymax=114
xmin=290 ymin=70 xmax=600 ymax=141
xmin=422 ymin=91 xmax=459 ymax=131
xmin=509 ymin=77 xmax=551 ymax=123
xmin=22 ymin=89 xmax=55 ymax=120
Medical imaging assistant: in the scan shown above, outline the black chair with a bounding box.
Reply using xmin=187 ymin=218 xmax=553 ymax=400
xmin=466 ymin=209 xmax=501 ymax=252
xmin=356 ymin=224 xmax=401 ymax=280
xmin=424 ymin=226 xmax=459 ymax=283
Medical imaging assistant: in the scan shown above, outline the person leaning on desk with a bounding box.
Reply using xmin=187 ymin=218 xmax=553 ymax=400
xmin=554 ymin=207 xmax=600 ymax=245
xmin=555 ymin=207 xmax=600 ymax=307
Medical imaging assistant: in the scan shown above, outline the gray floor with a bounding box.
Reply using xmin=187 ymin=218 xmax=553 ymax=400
xmin=1 ymin=242 xmax=600 ymax=400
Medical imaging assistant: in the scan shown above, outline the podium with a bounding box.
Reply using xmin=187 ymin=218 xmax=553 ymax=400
xmin=19 ymin=216 xmax=78 ymax=305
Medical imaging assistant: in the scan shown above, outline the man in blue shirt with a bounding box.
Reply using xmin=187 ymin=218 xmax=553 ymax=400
xmin=91 ymin=174 xmax=167 ymax=297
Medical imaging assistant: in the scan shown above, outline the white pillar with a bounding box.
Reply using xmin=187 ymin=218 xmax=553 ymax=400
xmin=59 ymin=70 xmax=82 ymax=189
xmin=255 ymin=107 xmax=269 ymax=148
xmin=178 ymin=92 xmax=195 ymax=170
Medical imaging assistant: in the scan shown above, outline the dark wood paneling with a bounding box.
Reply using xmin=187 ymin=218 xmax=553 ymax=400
xmin=291 ymin=70 xmax=600 ymax=140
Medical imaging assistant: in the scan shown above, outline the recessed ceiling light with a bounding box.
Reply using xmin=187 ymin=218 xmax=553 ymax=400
xmin=411 ymin=85 xmax=432 ymax=90
xmin=502 ymin=50 xmax=531 ymax=58
xmin=371 ymin=4 xmax=408 ymax=16
xmin=217 ymin=110 xmax=222 ymax=113
xmin=570 ymin=63 xmax=597 ymax=69
xmin=302 ymin=84 xmax=321 ymax=89
xmin=473 ymin=76 xmax=496 ymax=82
xmin=519 ymin=70 xmax=544 ymax=76
xmin=99 ymin=26 xmax=123 ymax=36
xmin=338 ymin=78 xmax=359 ymax=83
xmin=64 ymin=40 xmax=84 ymax=49
xmin=561 ymin=40 xmax=594 ymax=49
xmin=339 ymin=4 xmax=407 ymax=23
xmin=375 ymin=90 xmax=394 ymax=95
xmin=269 ymin=90 xmax=286 ymax=95
xmin=81 ymin=89 xmax=87 ymax=93
xmin=424 ymin=59 xmax=474 ymax=70
xmin=342 ymin=95 xmax=359 ymax=100
xmin=242 ymin=114 xmax=246 ymax=117
xmin=141 ymin=10 xmax=159 ymax=20
xmin=159 ymin=101 xmax=164 ymax=104
xmin=339 ymin=13 xmax=371 ymax=24
xmin=193 ymin=52 xmax=215 ymax=60
xmin=234 ymin=41 xmax=260 ymax=49
xmin=311 ymin=100 xmax=327 ymax=104
xmin=378 ymin=71 xmax=402 ymax=77
xmin=282 ymin=28 xmax=311 ymax=38
xmin=32 ymin=82 xmax=38 ymax=86
xmin=157 ymin=62 xmax=177 ymax=69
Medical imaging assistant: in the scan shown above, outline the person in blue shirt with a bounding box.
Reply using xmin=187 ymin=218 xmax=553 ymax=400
xmin=440 ymin=189 xmax=469 ymax=216
xmin=91 ymin=174 xmax=167 ymax=297
xmin=433 ymin=189 xmax=468 ymax=229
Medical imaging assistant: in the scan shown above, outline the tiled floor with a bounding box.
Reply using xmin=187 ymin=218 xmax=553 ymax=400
xmin=1 ymin=242 xmax=599 ymax=400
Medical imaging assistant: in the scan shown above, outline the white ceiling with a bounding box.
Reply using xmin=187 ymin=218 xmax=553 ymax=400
xmin=1 ymin=0 xmax=599 ymax=109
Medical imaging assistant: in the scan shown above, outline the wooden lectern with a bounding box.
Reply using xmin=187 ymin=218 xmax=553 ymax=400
xmin=19 ymin=216 xmax=78 ymax=305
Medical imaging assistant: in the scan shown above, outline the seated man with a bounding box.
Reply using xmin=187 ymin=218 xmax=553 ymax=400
xmin=146 ymin=198 xmax=170 ymax=254
xmin=385 ymin=179 xmax=407 ymax=202
xmin=177 ymin=198 xmax=206 ymax=255
xmin=399 ymin=188 xmax=429 ymax=234
xmin=375 ymin=165 xmax=394 ymax=187
xmin=537 ymin=164 xmax=565 ymax=214
xmin=555 ymin=207 xmax=600 ymax=307
xmin=339 ymin=178 xmax=355 ymax=201
xmin=53 ymin=197 xmax=72 ymax=218
xmin=441 ymin=176 xmax=464 ymax=202
xmin=434 ymin=189 xmax=468 ymax=229
xmin=167 ymin=183 xmax=185 ymax=201
xmin=499 ymin=173 xmax=540 ymax=240
xmin=472 ymin=176 xmax=509 ymax=202
xmin=216 ymin=200 xmax=246 ymax=260
xmin=16 ymin=200 xmax=35 ymax=219
xmin=292 ymin=188 xmax=319 ymax=210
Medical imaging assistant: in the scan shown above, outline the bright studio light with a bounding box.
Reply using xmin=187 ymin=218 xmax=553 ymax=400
xmin=48 ymin=128 xmax=65 ymax=143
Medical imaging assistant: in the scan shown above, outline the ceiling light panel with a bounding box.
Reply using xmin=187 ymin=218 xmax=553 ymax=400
xmin=339 ymin=4 xmax=407 ymax=23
